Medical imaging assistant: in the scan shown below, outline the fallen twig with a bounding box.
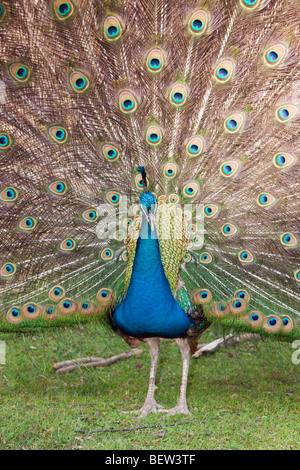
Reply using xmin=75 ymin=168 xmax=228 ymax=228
xmin=53 ymin=348 xmax=143 ymax=373
xmin=75 ymin=419 xmax=206 ymax=434
xmin=16 ymin=424 xmax=36 ymax=450
xmin=193 ymin=333 xmax=260 ymax=358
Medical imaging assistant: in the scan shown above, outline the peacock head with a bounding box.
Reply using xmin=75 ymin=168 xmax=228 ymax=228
xmin=137 ymin=166 xmax=157 ymax=230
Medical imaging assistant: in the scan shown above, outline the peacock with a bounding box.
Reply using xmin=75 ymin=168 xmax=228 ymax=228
xmin=0 ymin=0 xmax=299 ymax=418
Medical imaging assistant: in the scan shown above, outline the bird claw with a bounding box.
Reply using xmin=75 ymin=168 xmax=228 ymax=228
xmin=133 ymin=399 xmax=165 ymax=418
xmin=160 ymin=402 xmax=191 ymax=416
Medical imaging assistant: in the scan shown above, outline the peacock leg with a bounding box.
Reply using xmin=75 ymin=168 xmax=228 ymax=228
xmin=162 ymin=338 xmax=191 ymax=415
xmin=134 ymin=337 xmax=164 ymax=418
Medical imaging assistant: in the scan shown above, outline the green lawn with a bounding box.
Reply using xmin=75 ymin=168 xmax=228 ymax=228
xmin=0 ymin=323 xmax=299 ymax=450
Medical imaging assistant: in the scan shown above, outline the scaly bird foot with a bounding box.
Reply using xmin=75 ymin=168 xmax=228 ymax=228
xmin=133 ymin=399 xmax=165 ymax=418
xmin=160 ymin=402 xmax=191 ymax=416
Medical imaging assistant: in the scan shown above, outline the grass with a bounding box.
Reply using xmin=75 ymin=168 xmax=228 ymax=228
xmin=0 ymin=323 xmax=299 ymax=450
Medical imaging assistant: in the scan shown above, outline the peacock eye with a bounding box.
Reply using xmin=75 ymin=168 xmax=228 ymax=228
xmin=48 ymin=125 xmax=69 ymax=144
xmin=203 ymin=204 xmax=219 ymax=218
xmin=230 ymin=298 xmax=247 ymax=314
xmin=188 ymin=10 xmax=208 ymax=36
xmin=263 ymin=315 xmax=282 ymax=333
xmin=54 ymin=1 xmax=74 ymax=20
xmin=163 ymin=163 xmax=177 ymax=179
xmin=194 ymin=289 xmax=212 ymax=304
xmin=1 ymin=263 xmax=16 ymax=277
xmin=0 ymin=3 xmax=6 ymax=22
xmin=280 ymin=232 xmax=298 ymax=247
xmin=240 ymin=0 xmax=260 ymax=9
xmin=48 ymin=180 xmax=68 ymax=196
xmin=60 ymin=238 xmax=76 ymax=251
xmin=234 ymin=290 xmax=250 ymax=302
xmin=1 ymin=186 xmax=19 ymax=202
xmin=69 ymin=71 xmax=89 ymax=93
xmin=101 ymin=143 xmax=120 ymax=162
xmin=119 ymin=91 xmax=138 ymax=114
xmin=238 ymin=250 xmax=254 ymax=263
xmin=264 ymin=44 xmax=286 ymax=67
xmin=257 ymin=192 xmax=276 ymax=207
xmin=186 ymin=136 xmax=204 ymax=157
xmin=19 ymin=216 xmax=38 ymax=231
xmin=146 ymin=48 xmax=165 ymax=73
xmin=168 ymin=194 xmax=180 ymax=204
xmin=97 ymin=288 xmax=113 ymax=305
xmin=220 ymin=161 xmax=239 ymax=177
xmin=49 ymin=285 xmax=65 ymax=301
xmin=214 ymin=60 xmax=234 ymax=83
xmin=146 ymin=124 xmax=163 ymax=146
xmin=276 ymin=104 xmax=297 ymax=123
xmin=104 ymin=15 xmax=123 ymax=41
xmin=0 ymin=133 xmax=12 ymax=149
xmin=169 ymin=84 xmax=188 ymax=106
xmin=9 ymin=63 xmax=31 ymax=83
xmin=224 ymin=113 xmax=244 ymax=133
xmin=221 ymin=223 xmax=238 ymax=237
xmin=295 ymin=270 xmax=300 ymax=283
xmin=106 ymin=191 xmax=121 ymax=205
xmin=183 ymin=182 xmax=199 ymax=198
xmin=82 ymin=208 xmax=98 ymax=223
xmin=101 ymin=248 xmax=114 ymax=260
xmin=273 ymin=152 xmax=295 ymax=169
xmin=199 ymin=252 xmax=212 ymax=264
xmin=58 ymin=298 xmax=77 ymax=314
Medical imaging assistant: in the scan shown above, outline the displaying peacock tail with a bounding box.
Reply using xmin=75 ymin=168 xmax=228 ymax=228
xmin=0 ymin=0 xmax=299 ymax=342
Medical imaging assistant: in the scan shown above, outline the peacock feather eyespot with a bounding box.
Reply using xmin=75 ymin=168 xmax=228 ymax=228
xmin=230 ymin=298 xmax=247 ymax=314
xmin=192 ymin=236 xmax=204 ymax=248
xmin=101 ymin=143 xmax=120 ymax=162
xmin=221 ymin=223 xmax=238 ymax=237
xmin=220 ymin=161 xmax=239 ymax=178
xmin=9 ymin=63 xmax=31 ymax=83
xmin=60 ymin=238 xmax=76 ymax=251
xmin=280 ymin=232 xmax=298 ymax=248
xmin=58 ymin=298 xmax=77 ymax=314
xmin=146 ymin=48 xmax=165 ymax=73
xmin=163 ymin=163 xmax=177 ymax=179
xmin=234 ymin=290 xmax=250 ymax=302
xmin=214 ymin=60 xmax=234 ymax=84
xmin=281 ymin=315 xmax=294 ymax=332
xmin=240 ymin=0 xmax=260 ymax=9
xmin=186 ymin=136 xmax=204 ymax=158
xmin=257 ymin=192 xmax=276 ymax=208
xmin=122 ymin=250 xmax=128 ymax=262
xmin=168 ymin=194 xmax=180 ymax=204
xmin=106 ymin=190 xmax=121 ymax=205
xmin=276 ymin=104 xmax=298 ymax=123
xmin=294 ymin=270 xmax=300 ymax=283
xmin=41 ymin=305 xmax=57 ymax=320
xmin=187 ymin=9 xmax=208 ymax=36
xmin=246 ymin=311 xmax=263 ymax=327
xmin=183 ymin=182 xmax=199 ymax=198
xmin=48 ymin=180 xmax=68 ymax=196
xmin=263 ymin=44 xmax=286 ymax=67
xmin=1 ymin=186 xmax=19 ymax=203
xmin=194 ymin=289 xmax=212 ymax=304
xmin=203 ymin=204 xmax=219 ymax=218
xmin=224 ymin=113 xmax=244 ymax=133
xmin=183 ymin=253 xmax=191 ymax=263
xmin=1 ymin=263 xmax=16 ymax=277
xmin=104 ymin=15 xmax=123 ymax=41
xmin=69 ymin=71 xmax=89 ymax=93
xmin=49 ymin=285 xmax=65 ymax=301
xmin=22 ymin=302 xmax=41 ymax=320
xmin=48 ymin=125 xmax=69 ymax=144
xmin=169 ymin=84 xmax=188 ymax=107
xmin=238 ymin=250 xmax=254 ymax=263
xmin=273 ymin=152 xmax=295 ymax=169
xmin=146 ymin=124 xmax=163 ymax=146
xmin=199 ymin=252 xmax=213 ymax=264
xmin=119 ymin=91 xmax=138 ymax=114
xmin=113 ymin=229 xmax=125 ymax=241
xmin=54 ymin=1 xmax=74 ymax=20
xmin=82 ymin=208 xmax=99 ymax=223
xmin=263 ymin=315 xmax=282 ymax=333
xmin=0 ymin=2 xmax=6 ymax=22
xmin=0 ymin=133 xmax=12 ymax=150
xmin=18 ymin=216 xmax=38 ymax=231
xmin=101 ymin=248 xmax=114 ymax=260
xmin=97 ymin=288 xmax=113 ymax=306
xmin=7 ymin=307 xmax=23 ymax=324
